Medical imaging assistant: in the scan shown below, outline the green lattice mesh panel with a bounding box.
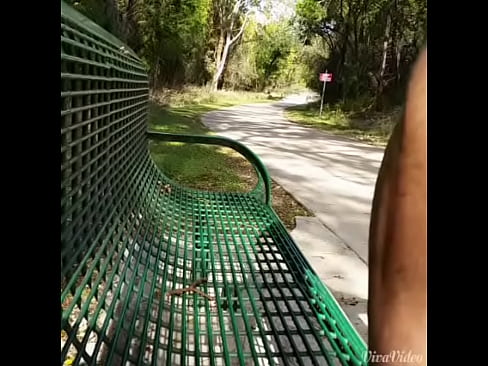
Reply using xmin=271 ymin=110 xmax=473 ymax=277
xmin=60 ymin=2 xmax=367 ymax=365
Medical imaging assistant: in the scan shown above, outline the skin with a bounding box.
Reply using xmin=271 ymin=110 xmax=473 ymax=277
xmin=368 ymin=48 xmax=427 ymax=365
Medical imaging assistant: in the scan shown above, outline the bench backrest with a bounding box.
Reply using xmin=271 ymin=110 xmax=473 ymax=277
xmin=61 ymin=1 xmax=149 ymax=277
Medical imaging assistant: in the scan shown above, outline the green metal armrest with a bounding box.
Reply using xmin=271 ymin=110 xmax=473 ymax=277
xmin=146 ymin=131 xmax=272 ymax=206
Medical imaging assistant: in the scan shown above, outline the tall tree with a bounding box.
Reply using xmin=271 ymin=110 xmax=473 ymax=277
xmin=210 ymin=0 xmax=252 ymax=90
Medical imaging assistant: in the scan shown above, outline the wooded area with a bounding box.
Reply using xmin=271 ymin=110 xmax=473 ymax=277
xmin=68 ymin=0 xmax=426 ymax=111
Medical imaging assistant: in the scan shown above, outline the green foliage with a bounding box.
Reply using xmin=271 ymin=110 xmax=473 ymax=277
xmin=69 ymin=0 xmax=303 ymax=92
xmin=224 ymin=18 xmax=305 ymax=91
xmin=295 ymin=0 xmax=326 ymax=27
xmin=254 ymin=23 xmax=291 ymax=87
xmin=136 ymin=0 xmax=211 ymax=87
xmin=72 ymin=0 xmax=212 ymax=87
xmin=66 ymin=0 xmax=425 ymax=110
xmin=295 ymin=0 xmax=427 ymax=110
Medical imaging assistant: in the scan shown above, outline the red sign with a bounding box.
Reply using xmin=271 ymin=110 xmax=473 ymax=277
xmin=319 ymin=73 xmax=333 ymax=82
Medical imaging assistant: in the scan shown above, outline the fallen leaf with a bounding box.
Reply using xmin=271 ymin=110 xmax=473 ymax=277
xmin=161 ymin=184 xmax=172 ymax=193
xmin=341 ymin=297 xmax=359 ymax=306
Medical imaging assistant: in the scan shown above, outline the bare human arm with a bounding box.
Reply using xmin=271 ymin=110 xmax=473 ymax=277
xmin=368 ymin=48 xmax=427 ymax=365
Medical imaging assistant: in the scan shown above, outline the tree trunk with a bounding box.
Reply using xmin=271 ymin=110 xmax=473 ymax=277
xmin=122 ymin=0 xmax=138 ymax=40
xmin=211 ymin=35 xmax=232 ymax=90
xmin=379 ymin=15 xmax=391 ymax=81
xmin=210 ymin=1 xmax=248 ymax=91
xmin=353 ymin=16 xmax=359 ymax=62
xmin=151 ymin=56 xmax=161 ymax=89
xmin=396 ymin=43 xmax=402 ymax=83
xmin=339 ymin=29 xmax=349 ymax=100
xmin=393 ymin=0 xmax=401 ymax=85
xmin=375 ymin=13 xmax=391 ymax=110
xmin=105 ymin=0 xmax=121 ymax=37
xmin=214 ymin=30 xmax=225 ymax=72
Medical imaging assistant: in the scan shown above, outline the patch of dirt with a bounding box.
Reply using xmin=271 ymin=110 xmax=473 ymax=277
xmin=340 ymin=296 xmax=360 ymax=306
xmin=271 ymin=181 xmax=313 ymax=230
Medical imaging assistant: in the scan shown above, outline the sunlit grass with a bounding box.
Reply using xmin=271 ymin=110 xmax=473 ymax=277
xmin=285 ymin=102 xmax=401 ymax=146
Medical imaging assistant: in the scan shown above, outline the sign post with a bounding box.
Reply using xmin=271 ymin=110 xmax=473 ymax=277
xmin=319 ymin=70 xmax=333 ymax=117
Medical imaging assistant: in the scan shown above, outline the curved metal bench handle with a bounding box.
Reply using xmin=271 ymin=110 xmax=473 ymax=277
xmin=146 ymin=131 xmax=272 ymax=205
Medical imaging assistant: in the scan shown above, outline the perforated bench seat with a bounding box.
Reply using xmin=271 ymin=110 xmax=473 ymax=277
xmin=60 ymin=2 xmax=367 ymax=365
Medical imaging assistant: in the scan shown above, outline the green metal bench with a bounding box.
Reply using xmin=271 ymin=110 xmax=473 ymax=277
xmin=60 ymin=2 xmax=367 ymax=365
